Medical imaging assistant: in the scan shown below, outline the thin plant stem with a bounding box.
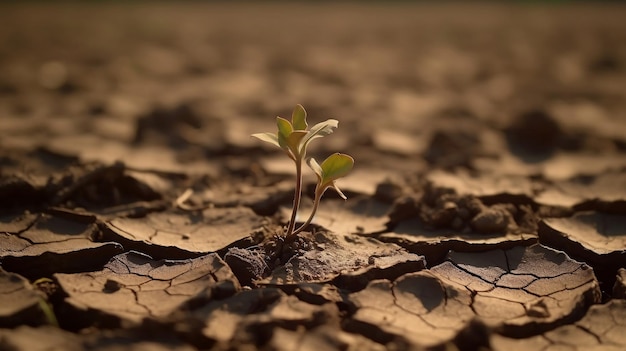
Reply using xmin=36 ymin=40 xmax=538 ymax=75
xmin=286 ymin=159 xmax=302 ymax=237
xmin=293 ymin=189 xmax=322 ymax=235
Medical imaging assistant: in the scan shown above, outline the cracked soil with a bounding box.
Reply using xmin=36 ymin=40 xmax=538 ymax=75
xmin=1 ymin=3 xmax=625 ymax=351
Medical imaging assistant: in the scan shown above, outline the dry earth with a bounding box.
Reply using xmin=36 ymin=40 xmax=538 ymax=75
xmin=1 ymin=3 xmax=626 ymax=351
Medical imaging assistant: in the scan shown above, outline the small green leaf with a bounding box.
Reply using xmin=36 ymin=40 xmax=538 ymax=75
xmin=308 ymin=119 xmax=338 ymax=139
xmin=299 ymin=119 xmax=338 ymax=153
xmin=319 ymin=153 xmax=354 ymax=183
xmin=292 ymin=104 xmax=308 ymax=131
xmin=309 ymin=153 xmax=354 ymax=200
xmin=251 ymin=132 xmax=280 ymax=148
xmin=276 ymin=117 xmax=293 ymax=138
xmin=276 ymin=116 xmax=293 ymax=150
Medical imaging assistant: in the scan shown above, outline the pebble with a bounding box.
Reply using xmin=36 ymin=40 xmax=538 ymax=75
xmin=470 ymin=208 xmax=508 ymax=233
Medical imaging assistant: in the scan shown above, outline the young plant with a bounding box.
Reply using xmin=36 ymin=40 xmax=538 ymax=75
xmin=252 ymin=104 xmax=354 ymax=238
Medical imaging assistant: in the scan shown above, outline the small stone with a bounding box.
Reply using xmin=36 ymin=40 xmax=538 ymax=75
xmin=460 ymin=196 xmax=484 ymax=217
xmin=470 ymin=208 xmax=508 ymax=234
xmin=103 ymin=279 xmax=123 ymax=293
xmin=505 ymin=109 xmax=561 ymax=156
xmin=431 ymin=202 xmax=458 ymax=227
xmin=443 ymin=201 xmax=457 ymax=211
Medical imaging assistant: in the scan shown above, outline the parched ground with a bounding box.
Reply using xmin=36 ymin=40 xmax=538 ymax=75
xmin=1 ymin=3 xmax=626 ymax=351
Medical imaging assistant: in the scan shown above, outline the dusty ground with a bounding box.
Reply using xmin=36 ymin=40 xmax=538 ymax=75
xmin=1 ymin=3 xmax=626 ymax=351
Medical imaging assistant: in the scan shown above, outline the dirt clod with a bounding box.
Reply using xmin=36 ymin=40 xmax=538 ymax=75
xmin=470 ymin=207 xmax=511 ymax=234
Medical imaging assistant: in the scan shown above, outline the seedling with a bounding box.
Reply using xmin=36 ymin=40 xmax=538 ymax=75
xmin=252 ymin=104 xmax=354 ymax=238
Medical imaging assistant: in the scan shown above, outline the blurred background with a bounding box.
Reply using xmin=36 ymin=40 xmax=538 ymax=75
xmin=1 ymin=1 xmax=624 ymax=176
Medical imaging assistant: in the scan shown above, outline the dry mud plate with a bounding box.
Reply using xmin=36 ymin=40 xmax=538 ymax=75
xmin=1 ymin=3 xmax=626 ymax=351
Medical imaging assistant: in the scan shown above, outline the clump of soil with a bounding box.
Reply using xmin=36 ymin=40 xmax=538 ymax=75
xmin=389 ymin=181 xmax=537 ymax=235
xmin=224 ymin=229 xmax=315 ymax=287
xmin=226 ymin=227 xmax=425 ymax=291
xmin=505 ymin=109 xmax=562 ymax=160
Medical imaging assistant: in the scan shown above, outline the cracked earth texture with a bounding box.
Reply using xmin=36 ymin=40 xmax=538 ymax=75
xmin=1 ymin=3 xmax=625 ymax=351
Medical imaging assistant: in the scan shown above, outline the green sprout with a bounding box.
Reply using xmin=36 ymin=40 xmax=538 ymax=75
xmin=252 ymin=104 xmax=354 ymax=238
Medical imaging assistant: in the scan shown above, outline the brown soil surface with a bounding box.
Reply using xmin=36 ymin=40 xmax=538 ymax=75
xmin=1 ymin=3 xmax=625 ymax=351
